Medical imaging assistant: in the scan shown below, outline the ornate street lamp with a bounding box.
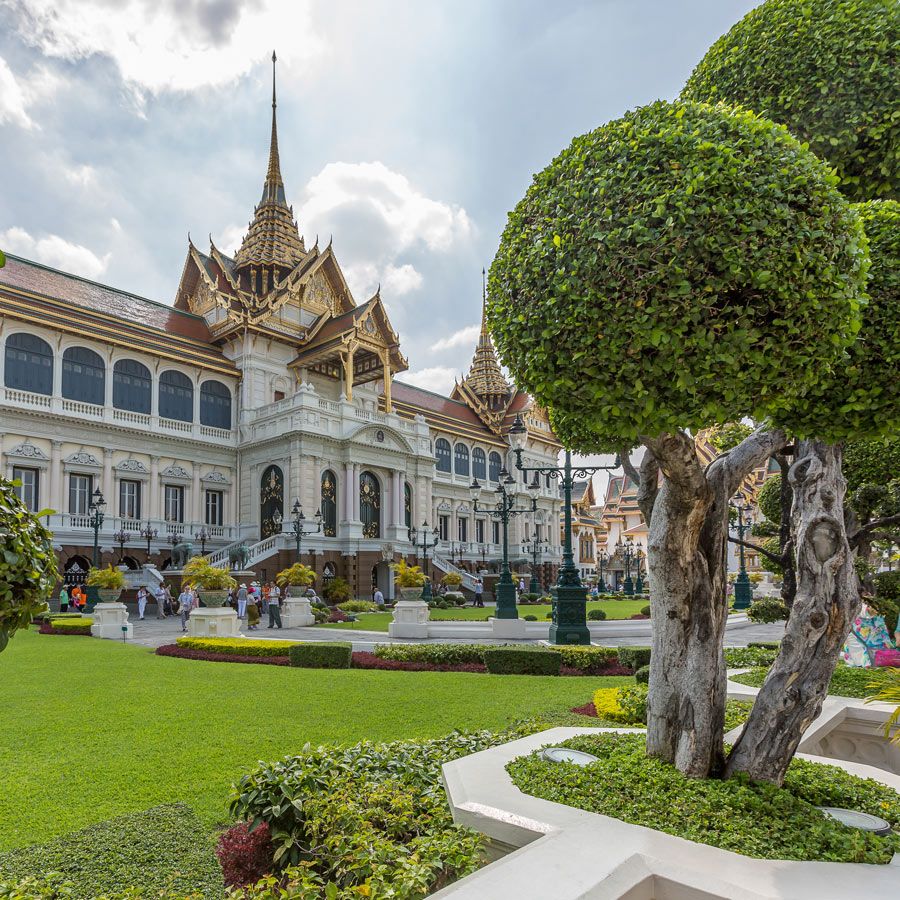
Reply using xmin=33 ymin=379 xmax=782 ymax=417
xmin=731 ymin=502 xmax=754 ymax=610
xmin=139 ymin=521 xmax=158 ymax=559
xmin=508 ymin=413 xmax=620 ymax=644
xmin=634 ymin=547 xmax=645 ymax=594
xmin=113 ymin=527 xmax=130 ymax=565
xmin=275 ymin=500 xmax=323 ymax=563
xmin=480 ymin=542 xmax=488 ymax=570
xmin=469 ymin=468 xmax=536 ymax=620
xmin=88 ymin=488 xmax=106 ymax=568
xmin=195 ymin=526 xmax=211 ymax=556
xmin=617 ymin=538 xmax=636 ymax=596
xmin=408 ymin=521 xmax=440 ymax=601
xmin=597 ymin=549 xmax=609 ymax=593
xmin=522 ymin=527 xmax=548 ymax=595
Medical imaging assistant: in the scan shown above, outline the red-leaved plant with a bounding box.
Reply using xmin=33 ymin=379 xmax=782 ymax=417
xmin=215 ymin=821 xmax=274 ymax=887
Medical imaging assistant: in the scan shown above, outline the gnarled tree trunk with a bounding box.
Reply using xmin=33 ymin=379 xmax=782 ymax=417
xmin=725 ymin=440 xmax=859 ymax=784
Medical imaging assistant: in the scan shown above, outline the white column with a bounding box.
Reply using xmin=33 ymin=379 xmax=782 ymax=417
xmin=192 ymin=465 xmax=201 ymax=524
xmin=343 ymin=462 xmax=353 ymax=521
xmin=391 ymin=470 xmax=402 ymax=526
xmin=50 ymin=440 xmax=62 ymax=513
xmin=104 ymin=366 xmax=114 ymax=409
xmin=192 ymin=378 xmax=201 ymax=424
xmin=150 ymin=456 xmax=160 ymax=519
xmin=102 ymin=449 xmax=114 ymax=510
xmin=351 ymin=463 xmax=360 ymax=521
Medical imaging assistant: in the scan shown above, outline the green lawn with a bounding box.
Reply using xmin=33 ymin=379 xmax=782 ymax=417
xmin=0 ymin=629 xmax=628 ymax=851
xmin=319 ymin=599 xmax=649 ymax=631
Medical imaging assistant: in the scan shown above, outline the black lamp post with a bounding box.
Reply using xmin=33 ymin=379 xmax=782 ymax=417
xmin=634 ymin=547 xmax=645 ymax=594
xmin=276 ymin=500 xmax=323 ymax=563
xmin=469 ymin=469 xmax=536 ymax=619
xmin=408 ymin=521 xmax=439 ymax=601
xmin=140 ymin=521 xmax=157 ymax=559
xmin=508 ymin=413 xmax=620 ymax=644
xmin=731 ymin=502 xmax=754 ymax=610
xmin=480 ymin=542 xmax=488 ymax=570
xmin=88 ymin=488 xmax=106 ymax=568
xmin=522 ymin=529 xmax=548 ymax=595
xmin=618 ymin=538 xmax=636 ymax=595
xmin=597 ymin=549 xmax=609 ymax=593
xmin=113 ymin=527 xmax=130 ymax=565
xmin=196 ymin=526 xmax=210 ymax=556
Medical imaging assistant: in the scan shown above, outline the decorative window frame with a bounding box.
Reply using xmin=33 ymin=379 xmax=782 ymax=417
xmin=4 ymin=441 xmax=50 ymax=470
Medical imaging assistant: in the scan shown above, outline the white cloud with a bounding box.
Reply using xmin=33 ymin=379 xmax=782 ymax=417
xmin=396 ymin=366 xmax=458 ymax=396
xmin=215 ymin=223 xmax=245 ymax=257
xmin=0 ymin=227 xmax=110 ymax=279
xmin=431 ymin=323 xmax=480 ymax=353
xmin=0 ymin=56 xmax=34 ymax=128
xmin=9 ymin=1 xmax=325 ymax=96
xmin=382 ymin=264 xmax=423 ymax=296
xmin=60 ymin=163 xmax=97 ymax=188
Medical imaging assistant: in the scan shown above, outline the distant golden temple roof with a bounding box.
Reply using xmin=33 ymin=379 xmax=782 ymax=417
xmin=461 ymin=271 xmax=510 ymax=398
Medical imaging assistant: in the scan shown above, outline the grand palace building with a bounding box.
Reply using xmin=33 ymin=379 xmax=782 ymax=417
xmin=0 ymin=77 xmax=562 ymax=599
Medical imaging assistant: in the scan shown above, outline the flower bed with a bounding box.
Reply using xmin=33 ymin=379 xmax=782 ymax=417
xmin=731 ymin=664 xmax=891 ymax=698
xmin=39 ymin=618 xmax=93 ymax=636
xmin=176 ymin=636 xmax=300 ymax=657
xmin=352 ymin=651 xmax=487 ymax=673
xmin=157 ymin=643 xmax=290 ymax=666
xmin=507 ymin=732 xmax=900 ymax=864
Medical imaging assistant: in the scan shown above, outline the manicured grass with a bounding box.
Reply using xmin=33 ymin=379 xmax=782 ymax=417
xmin=0 ymin=629 xmax=628 ymax=851
xmin=731 ymin=664 xmax=890 ymax=698
xmin=318 ymin=600 xmax=649 ymax=631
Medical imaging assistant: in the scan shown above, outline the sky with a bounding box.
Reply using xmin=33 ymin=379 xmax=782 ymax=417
xmin=0 ymin=0 xmax=760 ymax=402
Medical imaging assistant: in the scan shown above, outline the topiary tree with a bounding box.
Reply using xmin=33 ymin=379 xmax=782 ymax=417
xmin=682 ymin=0 xmax=899 ymax=202
xmin=489 ymin=98 xmax=867 ymax=780
xmin=0 ymin=476 xmax=59 ymax=652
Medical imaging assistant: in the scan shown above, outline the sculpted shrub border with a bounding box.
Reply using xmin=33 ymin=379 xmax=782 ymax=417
xmin=176 ymin=637 xmax=300 ymax=657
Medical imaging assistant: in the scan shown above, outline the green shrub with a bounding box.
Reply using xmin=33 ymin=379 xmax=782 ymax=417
xmin=640 ymin=605 xmax=651 ymax=617
xmin=733 ymin=665 xmax=890 ymax=699
xmin=617 ymin=647 xmax=651 ymax=670
xmin=724 ymin=647 xmax=778 ymax=668
xmin=556 ymin=645 xmax=618 ymax=671
xmin=873 ymin=570 xmax=900 ymax=601
xmin=747 ymin=597 xmax=789 ymax=623
xmin=508 ymin=733 xmax=900 ymax=864
xmin=373 ymin=643 xmax=486 ymax=666
xmin=587 ymin=608 xmax=606 ymax=621
xmin=321 ymin=576 xmax=352 ymax=604
xmin=616 ymin=684 xmax=649 ymax=724
xmin=337 ymin=600 xmax=378 ymax=613
xmin=176 ymin=637 xmax=299 ymax=657
xmin=634 ymin=665 xmax=650 ymax=685
xmin=545 ymin=611 xmax=553 ymax=619
xmin=47 ymin=618 xmax=92 ymax=634
xmin=311 ymin=608 xmax=329 ymax=624
xmin=748 ymin=641 xmax=780 ymax=650
xmin=84 ymin=564 xmax=125 ymax=590
xmin=869 ymin=590 xmax=899 ymax=635
xmin=523 ymin=614 xmax=537 ymax=621
xmin=0 ymin=803 xmax=223 ymax=897
xmin=483 ymin=647 xmax=561 ymax=676
xmin=288 ymin=642 xmax=352 ymax=669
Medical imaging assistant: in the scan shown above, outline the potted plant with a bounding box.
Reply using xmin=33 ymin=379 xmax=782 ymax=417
xmin=85 ymin=565 xmax=125 ymax=603
xmin=391 ymin=559 xmax=427 ymax=601
xmin=276 ymin=563 xmax=316 ymax=598
xmin=181 ymin=556 xmax=236 ymax=607
xmin=440 ymin=571 xmax=465 ymax=605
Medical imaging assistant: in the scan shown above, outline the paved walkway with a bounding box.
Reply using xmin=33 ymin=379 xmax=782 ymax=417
xmin=124 ymin=614 xmax=785 ymax=652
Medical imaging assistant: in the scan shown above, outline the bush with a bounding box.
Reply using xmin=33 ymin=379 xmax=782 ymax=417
xmin=556 ymin=646 xmax=617 ymax=671
xmin=587 ymin=608 xmax=606 ymax=621
xmin=748 ymin=641 xmax=781 ymax=650
xmin=41 ymin=618 xmax=93 ymax=636
xmin=640 ymin=605 xmax=651 ymax=617
xmin=869 ymin=596 xmax=899 ymax=635
xmin=617 ymin=647 xmax=651 ymax=670
xmin=216 ymin=820 xmax=273 ymax=888
xmin=181 ymin=555 xmax=237 ymax=591
xmin=85 ymin=564 xmax=125 ymax=590
xmin=483 ymin=647 xmax=561 ymax=676
xmin=157 ymin=644 xmax=290 ymax=666
xmin=733 ymin=665 xmax=890 ymax=699
xmin=176 ymin=637 xmax=299 ymax=658
xmin=508 ymin=732 xmax=900 ymax=864
xmin=592 ymin=684 xmax=648 ymax=724
xmin=634 ymin=665 xmax=650 ymax=685
xmin=275 ymin=563 xmax=316 ymax=589
xmin=337 ymin=600 xmax=377 ymax=613
xmin=321 ymin=576 xmax=352 ymax=604
xmin=288 ymin=642 xmax=352 ymax=669
xmin=373 ymin=643 xmax=486 ymax=666
xmin=0 ymin=803 xmax=223 ymax=897
xmin=311 ymin=608 xmax=329 ymax=624
xmin=351 ymin=652 xmax=486 ymax=674
xmin=523 ymin=614 xmax=537 ymax=621
xmin=724 ymin=646 xmax=778 ymax=668
xmin=747 ymin=597 xmax=789 ymax=623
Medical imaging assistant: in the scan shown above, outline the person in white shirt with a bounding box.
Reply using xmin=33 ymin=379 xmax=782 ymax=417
xmin=373 ymin=587 xmax=384 ymax=607
xmin=155 ymin=585 xmax=168 ymax=619
xmin=136 ymin=586 xmax=148 ymax=620
xmin=177 ymin=587 xmax=193 ymax=632
xmin=236 ymin=583 xmax=248 ymax=619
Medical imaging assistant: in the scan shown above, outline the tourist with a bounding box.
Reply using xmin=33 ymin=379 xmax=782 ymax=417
xmin=267 ymin=588 xmax=282 ymax=629
xmin=373 ymin=586 xmax=384 ymax=608
xmin=518 ymin=577 xmax=525 ymax=596
xmin=236 ymin=583 xmax=248 ymax=619
xmin=59 ymin=585 xmax=69 ymax=613
xmin=247 ymin=592 xmax=260 ymax=630
xmin=177 ymin=585 xmax=193 ymax=632
xmin=136 ymin=586 xmax=148 ymax=620
xmin=474 ymin=578 xmax=484 ymax=607
xmin=70 ymin=585 xmax=84 ymax=612
xmin=269 ymin=581 xmax=280 ymax=611
xmin=155 ymin=585 xmax=167 ymax=619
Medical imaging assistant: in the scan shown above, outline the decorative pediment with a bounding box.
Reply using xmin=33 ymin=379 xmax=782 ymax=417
xmin=351 ymin=424 xmax=412 ymax=453
xmin=116 ymin=458 xmax=148 ymax=474
xmin=64 ymin=450 xmax=101 ymax=468
xmin=5 ymin=441 xmax=48 ymax=461
xmin=202 ymin=471 xmax=231 ymax=485
xmin=161 ymin=464 xmax=191 ymax=481
xmin=437 ymin=501 xmax=452 ymax=512
xmin=456 ymin=503 xmax=471 ymax=514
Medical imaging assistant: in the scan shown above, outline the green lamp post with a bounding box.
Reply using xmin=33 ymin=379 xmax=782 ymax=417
xmin=634 ymin=547 xmax=645 ymax=595
xmin=522 ymin=524 xmax=547 ymax=595
xmin=508 ymin=414 xmax=620 ymax=645
xmin=597 ymin=549 xmax=608 ymax=593
xmin=408 ymin=521 xmax=440 ymax=602
xmin=470 ymin=470 xmax=535 ymax=619
xmin=731 ymin=502 xmax=754 ymax=611
xmin=619 ymin=538 xmax=635 ymax=596
xmin=276 ymin=499 xmax=323 ymax=564
xmin=86 ymin=488 xmax=106 ymax=611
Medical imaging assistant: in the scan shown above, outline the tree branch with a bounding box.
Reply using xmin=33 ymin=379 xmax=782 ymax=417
xmin=728 ymin=536 xmax=782 ymax=565
xmin=636 ymin=449 xmax=660 ymax=525
xmin=850 ymin=513 xmax=900 ymax=547
xmin=860 ymin=531 xmax=900 ymax=546
xmin=717 ymin=426 xmax=789 ymax=499
xmin=642 ymin=431 xmax=709 ymax=507
xmin=619 ymin=448 xmax=641 ymax=488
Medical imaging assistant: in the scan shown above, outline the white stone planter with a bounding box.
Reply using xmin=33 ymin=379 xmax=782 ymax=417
xmin=282 ymin=596 xmax=315 ymax=627
xmin=284 ymin=584 xmax=312 ymax=599
xmin=197 ymin=589 xmax=229 ymax=607
xmin=96 ymin=588 xmax=123 ymax=604
xmin=187 ymin=607 xmax=241 ymax=637
xmin=388 ymin=598 xmax=430 ymax=638
xmin=90 ymin=602 xmax=133 ymax=640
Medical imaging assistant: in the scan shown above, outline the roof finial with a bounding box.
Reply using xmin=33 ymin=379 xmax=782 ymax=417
xmin=481 ymin=267 xmax=488 ymax=334
xmin=272 ymin=50 xmax=277 ymax=110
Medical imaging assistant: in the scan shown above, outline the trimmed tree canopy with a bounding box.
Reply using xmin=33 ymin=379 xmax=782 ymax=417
xmin=778 ymin=200 xmax=899 ymax=439
xmin=488 ymin=100 xmax=867 ymax=447
xmin=682 ymin=0 xmax=899 ymax=202
xmin=756 ymin=474 xmax=782 ymax=525
xmin=844 ymin=437 xmax=900 ymax=493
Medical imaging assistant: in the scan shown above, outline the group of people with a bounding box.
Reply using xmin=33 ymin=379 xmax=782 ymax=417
xmin=58 ymin=585 xmax=87 ymax=613
xmin=135 ymin=584 xmax=176 ymax=621
xmin=226 ymin=581 xmax=288 ymax=630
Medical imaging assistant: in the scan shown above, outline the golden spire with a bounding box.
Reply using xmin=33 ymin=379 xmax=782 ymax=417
xmin=234 ymin=50 xmax=306 ymax=275
xmin=463 ymin=268 xmax=511 ymax=401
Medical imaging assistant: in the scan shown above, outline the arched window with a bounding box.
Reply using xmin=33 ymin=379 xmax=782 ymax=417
xmin=62 ymin=346 xmax=105 ymax=405
xmin=488 ymin=451 xmax=502 ymax=482
xmin=360 ymin=471 xmax=380 ymax=538
xmin=159 ymin=370 xmax=193 ymax=422
xmin=113 ymin=359 xmax=151 ymax=413
xmin=199 ymin=379 xmax=232 ymax=429
xmin=454 ymin=443 xmax=470 ymax=476
xmin=5 ymin=333 xmax=53 ymax=395
xmin=404 ymin=482 xmax=413 ymax=529
xmin=472 ymin=447 xmax=486 ymax=481
xmin=435 ymin=438 xmax=451 ymax=473
xmin=321 ymin=469 xmax=337 ymax=537
xmin=260 ymin=465 xmax=284 ymax=540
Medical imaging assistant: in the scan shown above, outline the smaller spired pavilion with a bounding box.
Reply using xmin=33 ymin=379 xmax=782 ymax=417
xmin=173 ymin=52 xmax=407 ymax=410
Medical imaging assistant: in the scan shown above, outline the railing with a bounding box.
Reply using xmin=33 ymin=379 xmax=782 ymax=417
xmin=200 ymin=425 xmax=232 ymax=440
xmin=159 ymin=417 xmax=192 ymax=433
xmin=431 ymin=553 xmax=479 ymax=592
xmin=318 ymin=399 xmax=340 ymax=413
xmin=2 ymin=387 xmax=51 ymax=408
xmin=113 ymin=409 xmax=151 ymax=427
xmin=61 ymin=398 xmax=103 ymax=418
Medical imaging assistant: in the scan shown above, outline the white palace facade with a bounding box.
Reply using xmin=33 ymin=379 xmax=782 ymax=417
xmin=0 ymin=78 xmax=562 ymax=599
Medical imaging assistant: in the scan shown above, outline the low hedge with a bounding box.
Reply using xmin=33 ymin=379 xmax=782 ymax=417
xmin=288 ymin=642 xmax=352 ymax=669
xmin=587 ymin=608 xmax=606 ymax=621
xmin=483 ymin=647 xmax=561 ymax=676
xmin=723 ymin=646 xmax=778 ymax=668
xmin=0 ymin=803 xmax=224 ymax=898
xmin=634 ymin=665 xmax=650 ymax=685
xmin=176 ymin=637 xmax=300 ymax=658
xmin=747 ymin=597 xmax=789 ymax=623
xmin=748 ymin=641 xmax=780 ymax=650
xmin=732 ymin=665 xmax=890 ymax=699
xmin=157 ymin=644 xmax=290 ymax=666
xmin=617 ymin=646 xmax=651 ymax=670
xmin=40 ymin=618 xmax=93 ymax=636
xmin=507 ymin=733 xmax=900 ymax=864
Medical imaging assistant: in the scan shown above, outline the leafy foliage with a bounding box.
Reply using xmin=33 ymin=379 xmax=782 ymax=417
xmin=488 ymin=99 xmax=866 ymax=446
xmin=733 ymin=665 xmax=890 ymax=699
xmin=866 ymin=667 xmax=900 ymax=746
xmin=844 ymin=437 xmax=900 ymax=493
xmin=706 ymin=422 xmax=753 ymax=453
xmin=747 ymin=597 xmax=789 ymax=622
xmin=216 ymin=821 xmax=273 ymax=889
xmin=682 ymin=0 xmax=899 ymax=202
xmin=616 ymin=647 xmax=651 ymax=670
xmin=287 ymin=642 xmax=352 ymax=669
xmin=84 ymin=565 xmax=125 ymax=590
xmin=483 ymin=646 xmax=561 ymax=676
xmin=391 ymin=558 xmax=427 ymax=588
xmin=176 ymin=637 xmax=299 ymax=658
xmin=723 ymin=646 xmax=779 ymax=668
xmin=275 ymin=563 xmax=315 ymax=588
xmin=43 ymin=618 xmax=93 ymax=635
xmin=756 ymin=474 xmax=782 ymax=525
xmin=321 ymin=576 xmax=352 ymax=604
xmin=0 ymin=804 xmax=223 ymax=898
xmin=758 ymin=536 xmax=784 ymax=576
xmin=181 ymin=556 xmax=237 ymax=591
xmin=0 ymin=477 xmax=58 ymax=653
xmin=508 ymin=732 xmax=900 ymax=863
